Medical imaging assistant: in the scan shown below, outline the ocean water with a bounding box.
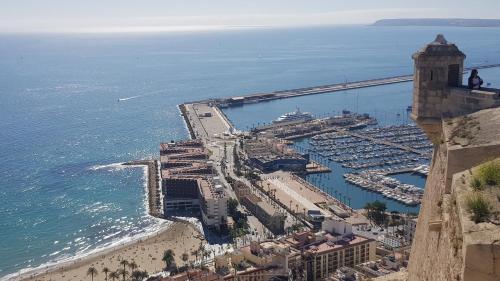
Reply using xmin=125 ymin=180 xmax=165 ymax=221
xmin=1 ymin=25 xmax=500 ymax=278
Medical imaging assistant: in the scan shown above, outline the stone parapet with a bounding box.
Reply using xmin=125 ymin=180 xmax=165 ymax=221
xmin=442 ymin=108 xmax=500 ymax=192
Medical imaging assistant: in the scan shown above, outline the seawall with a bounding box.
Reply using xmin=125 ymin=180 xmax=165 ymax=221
xmin=123 ymin=160 xmax=163 ymax=218
xmin=178 ymin=103 xmax=197 ymax=140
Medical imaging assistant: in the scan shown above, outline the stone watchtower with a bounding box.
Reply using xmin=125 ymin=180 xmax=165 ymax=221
xmin=411 ymin=34 xmax=466 ymax=142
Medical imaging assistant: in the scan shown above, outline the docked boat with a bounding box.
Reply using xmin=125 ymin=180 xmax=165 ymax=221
xmin=273 ymin=108 xmax=313 ymax=123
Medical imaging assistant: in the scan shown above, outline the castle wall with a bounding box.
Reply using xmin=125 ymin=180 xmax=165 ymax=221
xmin=407 ymin=109 xmax=500 ymax=281
xmin=386 ymin=35 xmax=500 ymax=281
xmin=406 ymin=143 xmax=464 ymax=281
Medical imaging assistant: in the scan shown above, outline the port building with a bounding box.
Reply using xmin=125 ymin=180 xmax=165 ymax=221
xmin=233 ymin=181 xmax=286 ymax=234
xmin=243 ymin=138 xmax=309 ymax=173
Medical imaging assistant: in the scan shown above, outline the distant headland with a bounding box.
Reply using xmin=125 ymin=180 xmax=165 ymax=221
xmin=372 ymin=18 xmax=500 ymax=27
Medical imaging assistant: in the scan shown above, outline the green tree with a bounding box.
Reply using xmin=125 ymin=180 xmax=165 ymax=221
xmin=131 ymin=270 xmax=148 ymax=281
xmin=86 ymin=267 xmax=98 ymax=281
xmin=228 ymin=198 xmax=239 ymax=215
xmin=365 ymin=200 xmax=387 ymax=225
xmin=162 ymin=249 xmax=175 ymax=269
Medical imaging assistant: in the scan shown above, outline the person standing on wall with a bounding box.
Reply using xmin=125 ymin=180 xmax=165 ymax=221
xmin=468 ymin=69 xmax=484 ymax=89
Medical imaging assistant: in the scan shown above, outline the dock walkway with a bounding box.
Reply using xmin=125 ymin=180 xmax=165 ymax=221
xmin=347 ymin=132 xmax=429 ymax=156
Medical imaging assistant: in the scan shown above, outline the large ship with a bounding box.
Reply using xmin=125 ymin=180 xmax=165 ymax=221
xmin=273 ymin=108 xmax=313 ymax=123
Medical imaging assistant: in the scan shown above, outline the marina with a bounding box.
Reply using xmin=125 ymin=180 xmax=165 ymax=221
xmin=306 ymin=124 xmax=431 ymax=205
xmin=344 ymin=170 xmax=424 ymax=206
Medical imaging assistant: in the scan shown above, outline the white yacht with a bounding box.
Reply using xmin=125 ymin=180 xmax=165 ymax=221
xmin=273 ymin=108 xmax=313 ymax=123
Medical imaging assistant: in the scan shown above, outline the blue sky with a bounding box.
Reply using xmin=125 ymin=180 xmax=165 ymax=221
xmin=1 ymin=0 xmax=500 ymax=33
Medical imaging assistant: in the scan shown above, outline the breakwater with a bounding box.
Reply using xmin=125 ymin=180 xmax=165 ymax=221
xmin=178 ymin=104 xmax=197 ymax=140
xmin=123 ymin=160 xmax=163 ymax=218
xmin=215 ymin=63 xmax=500 ymax=107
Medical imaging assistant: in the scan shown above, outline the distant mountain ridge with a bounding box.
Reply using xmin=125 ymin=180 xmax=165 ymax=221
xmin=373 ymin=18 xmax=500 ymax=27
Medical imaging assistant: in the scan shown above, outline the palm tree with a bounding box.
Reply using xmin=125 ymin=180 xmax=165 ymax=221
xmin=118 ymin=268 xmax=129 ymax=281
xmin=191 ymin=250 xmax=198 ymax=262
xmin=120 ymin=259 xmax=129 ymax=272
xmin=87 ymin=266 xmax=98 ymax=281
xmin=128 ymin=261 xmax=138 ymax=272
xmin=102 ymin=267 xmax=110 ymax=281
xmin=191 ymin=249 xmax=199 ymax=263
xmin=109 ymin=271 xmax=120 ymax=281
xmin=181 ymin=252 xmax=189 ymax=267
xmin=364 ymin=202 xmax=373 ymax=221
xmin=162 ymin=249 xmax=175 ymax=269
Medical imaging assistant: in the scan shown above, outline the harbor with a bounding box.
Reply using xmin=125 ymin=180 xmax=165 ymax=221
xmin=179 ymin=92 xmax=431 ymax=212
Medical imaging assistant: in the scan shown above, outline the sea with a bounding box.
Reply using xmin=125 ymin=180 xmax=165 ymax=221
xmin=1 ymin=25 xmax=500 ymax=279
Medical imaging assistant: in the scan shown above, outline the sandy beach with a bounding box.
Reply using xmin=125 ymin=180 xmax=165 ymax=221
xmin=13 ymin=221 xmax=205 ymax=281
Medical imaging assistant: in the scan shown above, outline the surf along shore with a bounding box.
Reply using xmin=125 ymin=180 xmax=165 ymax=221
xmin=8 ymin=221 xmax=204 ymax=281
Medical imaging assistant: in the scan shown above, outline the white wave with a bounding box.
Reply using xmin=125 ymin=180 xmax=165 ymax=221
xmin=2 ymin=217 xmax=172 ymax=281
xmin=2 ymin=161 xmax=168 ymax=281
xmin=102 ymin=231 xmax=122 ymax=240
xmin=88 ymin=162 xmax=125 ymax=171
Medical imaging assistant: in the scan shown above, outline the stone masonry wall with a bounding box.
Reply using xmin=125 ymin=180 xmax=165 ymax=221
xmin=406 ymin=144 xmax=464 ymax=281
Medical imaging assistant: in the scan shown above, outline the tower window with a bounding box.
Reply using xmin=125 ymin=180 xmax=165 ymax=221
xmin=430 ymin=70 xmax=434 ymax=81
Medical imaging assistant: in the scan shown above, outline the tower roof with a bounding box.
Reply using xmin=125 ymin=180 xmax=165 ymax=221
xmin=413 ymin=34 xmax=466 ymax=59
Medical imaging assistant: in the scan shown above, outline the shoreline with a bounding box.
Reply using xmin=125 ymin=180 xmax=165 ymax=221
xmin=4 ymin=221 xmax=205 ymax=281
xmin=2 ymin=221 xmax=171 ymax=281
xmin=2 ymin=162 xmax=188 ymax=281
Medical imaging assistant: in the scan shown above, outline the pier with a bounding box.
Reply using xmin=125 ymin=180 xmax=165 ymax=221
xmin=347 ymin=131 xmax=428 ymax=156
xmin=217 ymin=63 xmax=500 ymax=107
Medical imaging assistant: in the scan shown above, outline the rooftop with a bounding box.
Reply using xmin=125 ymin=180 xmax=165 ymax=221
xmin=413 ymin=34 xmax=465 ymax=58
xmin=198 ymin=178 xmax=226 ymax=199
xmin=303 ymin=235 xmax=372 ymax=254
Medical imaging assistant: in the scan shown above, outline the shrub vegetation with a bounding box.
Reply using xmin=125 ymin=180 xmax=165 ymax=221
xmin=477 ymin=160 xmax=500 ymax=186
xmin=465 ymin=193 xmax=491 ymax=223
